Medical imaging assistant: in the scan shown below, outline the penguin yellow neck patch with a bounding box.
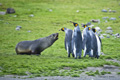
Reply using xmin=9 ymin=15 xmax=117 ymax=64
xmin=84 ymin=25 xmax=87 ymax=28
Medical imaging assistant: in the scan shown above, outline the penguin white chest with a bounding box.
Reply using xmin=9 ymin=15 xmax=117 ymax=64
xmin=73 ymin=43 xmax=76 ymax=57
xmin=96 ymin=35 xmax=101 ymax=56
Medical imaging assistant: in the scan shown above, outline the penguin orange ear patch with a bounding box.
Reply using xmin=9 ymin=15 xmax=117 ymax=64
xmin=84 ymin=25 xmax=87 ymax=28
xmin=95 ymin=29 xmax=96 ymax=32
xmin=61 ymin=28 xmax=64 ymax=31
xmin=75 ymin=24 xmax=78 ymax=27
xmin=89 ymin=27 xmax=91 ymax=30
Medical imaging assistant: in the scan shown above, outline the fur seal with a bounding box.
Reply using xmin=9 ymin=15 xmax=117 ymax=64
xmin=15 ymin=33 xmax=59 ymax=55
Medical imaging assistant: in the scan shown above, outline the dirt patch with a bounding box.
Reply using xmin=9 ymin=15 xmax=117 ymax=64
xmin=106 ymin=59 xmax=120 ymax=64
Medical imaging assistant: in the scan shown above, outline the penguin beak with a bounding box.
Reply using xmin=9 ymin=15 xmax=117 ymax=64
xmin=59 ymin=29 xmax=61 ymax=31
xmin=69 ymin=21 xmax=73 ymax=23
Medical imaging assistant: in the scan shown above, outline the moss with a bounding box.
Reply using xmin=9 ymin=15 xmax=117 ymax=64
xmin=94 ymin=70 xmax=100 ymax=75
xmin=86 ymin=71 xmax=95 ymax=76
xmin=101 ymin=71 xmax=111 ymax=75
xmin=71 ymin=74 xmax=80 ymax=77
xmin=117 ymin=72 xmax=120 ymax=75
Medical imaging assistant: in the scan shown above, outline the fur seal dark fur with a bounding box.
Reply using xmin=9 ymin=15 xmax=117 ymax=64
xmin=15 ymin=33 xmax=59 ymax=55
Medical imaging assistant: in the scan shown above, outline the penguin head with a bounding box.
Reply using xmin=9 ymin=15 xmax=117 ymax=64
xmin=88 ymin=27 xmax=91 ymax=30
xmin=59 ymin=27 xmax=65 ymax=31
xmin=82 ymin=24 xmax=87 ymax=28
xmin=73 ymin=22 xmax=79 ymax=27
xmin=92 ymin=28 xmax=96 ymax=32
xmin=69 ymin=21 xmax=79 ymax=27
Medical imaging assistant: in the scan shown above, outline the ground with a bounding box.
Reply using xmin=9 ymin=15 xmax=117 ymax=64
xmin=0 ymin=0 xmax=120 ymax=80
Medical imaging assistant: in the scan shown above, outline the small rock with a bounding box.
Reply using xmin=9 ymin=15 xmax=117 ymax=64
xmin=16 ymin=26 xmax=22 ymax=30
xmin=16 ymin=27 xmax=20 ymax=30
xmin=0 ymin=3 xmax=2 ymax=6
xmin=106 ymin=27 xmax=112 ymax=30
xmin=115 ymin=33 xmax=120 ymax=38
xmin=106 ymin=30 xmax=113 ymax=34
xmin=27 ymin=30 xmax=31 ymax=32
xmin=25 ymin=71 xmax=31 ymax=75
xmin=95 ymin=27 xmax=102 ymax=32
xmin=100 ymin=35 xmax=104 ymax=39
xmin=109 ymin=9 xmax=112 ymax=12
xmin=117 ymin=36 xmax=120 ymax=38
xmin=49 ymin=9 xmax=52 ymax=12
xmin=16 ymin=26 xmax=22 ymax=28
xmin=101 ymin=52 xmax=105 ymax=55
xmin=6 ymin=8 xmax=15 ymax=14
xmin=106 ymin=35 xmax=110 ymax=38
xmin=112 ymin=34 xmax=115 ymax=36
xmin=102 ymin=17 xmax=109 ymax=20
xmin=103 ymin=65 xmax=117 ymax=69
xmin=109 ymin=17 xmax=116 ymax=20
xmin=76 ymin=10 xmax=79 ymax=13
xmin=0 ymin=11 xmax=6 ymax=15
xmin=119 ymin=16 xmax=120 ymax=18
xmin=112 ymin=10 xmax=116 ymax=13
xmin=88 ymin=24 xmax=94 ymax=28
xmin=5 ymin=22 xmax=9 ymax=24
xmin=102 ymin=34 xmax=107 ymax=36
xmin=105 ymin=20 xmax=108 ymax=23
xmin=91 ymin=19 xmax=100 ymax=23
xmin=115 ymin=33 xmax=119 ymax=36
xmin=86 ymin=22 xmax=91 ymax=25
xmin=102 ymin=9 xmax=107 ymax=12
xmin=29 ymin=14 xmax=34 ymax=17
xmin=13 ymin=15 xmax=17 ymax=17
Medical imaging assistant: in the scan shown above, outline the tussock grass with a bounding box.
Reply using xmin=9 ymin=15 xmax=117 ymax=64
xmin=0 ymin=0 xmax=120 ymax=77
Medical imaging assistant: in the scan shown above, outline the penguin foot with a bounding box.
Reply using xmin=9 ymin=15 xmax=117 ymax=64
xmin=74 ymin=57 xmax=77 ymax=59
xmin=36 ymin=54 xmax=40 ymax=56
xmin=78 ymin=57 xmax=81 ymax=59
xmin=72 ymin=54 xmax=74 ymax=57
xmin=68 ymin=55 xmax=70 ymax=57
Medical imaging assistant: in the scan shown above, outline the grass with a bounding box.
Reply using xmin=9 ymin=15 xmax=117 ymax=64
xmin=0 ymin=0 xmax=120 ymax=78
xmin=85 ymin=70 xmax=111 ymax=76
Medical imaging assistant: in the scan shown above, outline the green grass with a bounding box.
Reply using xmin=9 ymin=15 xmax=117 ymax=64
xmin=0 ymin=0 xmax=120 ymax=78
xmin=86 ymin=70 xmax=111 ymax=76
xmin=101 ymin=71 xmax=111 ymax=75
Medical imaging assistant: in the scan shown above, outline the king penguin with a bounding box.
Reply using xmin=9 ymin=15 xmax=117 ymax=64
xmin=89 ymin=27 xmax=98 ymax=58
xmin=60 ymin=27 xmax=74 ymax=57
xmin=92 ymin=28 xmax=102 ymax=58
xmin=71 ymin=22 xmax=82 ymax=59
xmin=82 ymin=25 xmax=92 ymax=57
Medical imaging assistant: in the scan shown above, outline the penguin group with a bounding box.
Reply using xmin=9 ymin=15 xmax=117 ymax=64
xmin=60 ymin=21 xmax=102 ymax=59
